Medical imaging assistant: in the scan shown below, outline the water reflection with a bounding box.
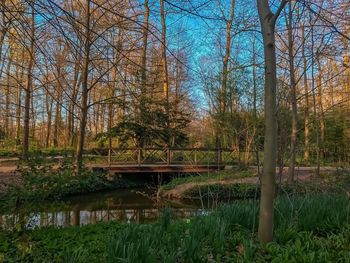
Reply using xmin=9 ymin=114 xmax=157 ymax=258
xmin=0 ymin=188 xmax=209 ymax=229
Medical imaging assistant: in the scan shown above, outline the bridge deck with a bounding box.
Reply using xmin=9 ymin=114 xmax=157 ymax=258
xmin=88 ymin=164 xmax=224 ymax=173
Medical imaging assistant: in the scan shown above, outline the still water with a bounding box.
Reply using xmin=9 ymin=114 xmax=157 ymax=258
xmin=0 ymin=188 xmax=213 ymax=229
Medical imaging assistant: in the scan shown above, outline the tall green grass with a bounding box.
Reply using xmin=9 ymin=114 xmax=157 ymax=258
xmin=2 ymin=194 xmax=349 ymax=262
xmin=105 ymin=194 xmax=350 ymax=262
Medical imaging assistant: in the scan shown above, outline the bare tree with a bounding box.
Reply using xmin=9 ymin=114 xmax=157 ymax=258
xmin=22 ymin=0 xmax=35 ymax=158
xmin=257 ymin=0 xmax=287 ymax=243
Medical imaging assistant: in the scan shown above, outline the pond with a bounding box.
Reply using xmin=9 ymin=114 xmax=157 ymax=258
xmin=0 ymin=188 xmax=218 ymax=230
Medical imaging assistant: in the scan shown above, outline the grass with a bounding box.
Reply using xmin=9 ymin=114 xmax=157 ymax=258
xmin=160 ymin=169 xmax=255 ymax=191
xmin=183 ymin=183 xmax=259 ymax=200
xmin=161 ymin=168 xmax=350 ymax=201
xmin=1 ymin=194 xmax=350 ymax=262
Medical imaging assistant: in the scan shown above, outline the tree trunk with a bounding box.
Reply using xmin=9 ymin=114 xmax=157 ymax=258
xmin=67 ymin=60 xmax=81 ymax=147
xmin=45 ymin=93 xmax=52 ymax=148
xmin=4 ymin=55 xmax=12 ymax=137
xmin=257 ymin=0 xmax=286 ymax=243
xmin=141 ymin=0 xmax=149 ymax=92
xmin=16 ymin=80 xmax=22 ymax=146
xmin=221 ymin=0 xmax=235 ymax=114
xmin=287 ymin=1 xmax=297 ymax=184
xmin=160 ymin=0 xmax=168 ymax=100
xmin=252 ymin=38 xmax=260 ymax=174
xmin=316 ymin=57 xmax=325 ymax=163
xmin=160 ymin=0 xmax=170 ymax=149
xmin=76 ymin=0 xmax=91 ymax=172
xmin=301 ymin=25 xmax=310 ymax=162
xmin=22 ymin=2 xmax=35 ymax=158
xmin=53 ymin=97 xmax=61 ymax=147
xmin=344 ymin=27 xmax=349 ymax=107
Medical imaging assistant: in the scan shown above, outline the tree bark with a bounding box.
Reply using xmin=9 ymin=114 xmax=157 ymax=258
xmin=160 ymin=0 xmax=170 ymax=150
xmin=160 ymin=0 xmax=168 ymax=100
xmin=141 ymin=0 xmax=149 ymax=93
xmin=316 ymin=57 xmax=325 ymax=163
xmin=221 ymin=0 xmax=235 ymax=114
xmin=287 ymin=1 xmax=298 ymax=184
xmin=4 ymin=54 xmax=12 ymax=137
xmin=45 ymin=92 xmax=52 ymax=148
xmin=257 ymin=0 xmax=286 ymax=243
xmin=76 ymin=0 xmax=91 ymax=172
xmin=252 ymin=39 xmax=260 ymax=174
xmin=53 ymin=95 xmax=62 ymax=147
xmin=22 ymin=1 xmax=35 ymax=158
xmin=344 ymin=26 xmax=349 ymax=107
xmin=301 ymin=25 xmax=310 ymax=162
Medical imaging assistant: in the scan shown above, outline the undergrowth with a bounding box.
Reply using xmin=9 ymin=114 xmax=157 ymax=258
xmin=0 ymin=153 xmax=137 ymax=213
xmin=1 ymin=194 xmax=349 ymax=262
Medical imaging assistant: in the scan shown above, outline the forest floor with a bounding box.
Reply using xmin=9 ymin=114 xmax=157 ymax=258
xmin=2 ymin=194 xmax=350 ymax=262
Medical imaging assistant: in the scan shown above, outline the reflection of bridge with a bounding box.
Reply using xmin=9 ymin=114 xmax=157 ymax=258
xmin=89 ymin=148 xmax=238 ymax=173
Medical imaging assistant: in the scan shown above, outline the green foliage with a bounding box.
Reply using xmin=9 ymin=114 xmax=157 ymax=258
xmin=107 ymin=225 xmax=157 ymax=263
xmin=99 ymin=98 xmax=190 ymax=148
xmin=1 ymin=194 xmax=350 ymax=262
xmin=160 ymin=169 xmax=254 ymax=191
xmin=62 ymin=247 xmax=89 ymax=263
xmin=0 ymin=148 xmax=75 ymax=158
xmin=184 ymin=183 xmax=259 ymax=200
xmin=323 ymin=107 xmax=350 ymax=162
xmin=0 ymin=153 xmax=136 ymax=212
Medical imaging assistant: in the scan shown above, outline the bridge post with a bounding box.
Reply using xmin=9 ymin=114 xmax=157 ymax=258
xmin=217 ymin=148 xmax=222 ymax=168
xmin=167 ymin=148 xmax=171 ymax=165
xmin=108 ymin=148 xmax=111 ymax=167
xmin=137 ymin=148 xmax=141 ymax=166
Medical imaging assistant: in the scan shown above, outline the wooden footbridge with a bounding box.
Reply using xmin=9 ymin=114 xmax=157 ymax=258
xmin=88 ymin=148 xmax=238 ymax=174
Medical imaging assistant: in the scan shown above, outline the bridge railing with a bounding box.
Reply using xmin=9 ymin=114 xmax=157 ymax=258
xmin=90 ymin=148 xmax=239 ymax=166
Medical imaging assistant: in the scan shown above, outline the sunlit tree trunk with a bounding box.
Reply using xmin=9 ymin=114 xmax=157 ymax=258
xmin=45 ymin=91 xmax=52 ymax=148
xmin=160 ymin=0 xmax=170 ymax=152
xmin=316 ymin=57 xmax=325 ymax=163
xmin=221 ymin=0 xmax=235 ymax=114
xmin=67 ymin=58 xmax=81 ymax=147
xmin=301 ymin=25 xmax=310 ymax=162
xmin=257 ymin=0 xmax=286 ymax=243
xmin=141 ymin=0 xmax=149 ymax=93
xmin=4 ymin=54 xmax=12 ymax=137
xmin=160 ymin=0 xmax=168 ymax=100
xmin=22 ymin=1 xmax=35 ymax=158
xmin=76 ymin=0 xmax=91 ymax=172
xmin=53 ymin=90 xmax=62 ymax=148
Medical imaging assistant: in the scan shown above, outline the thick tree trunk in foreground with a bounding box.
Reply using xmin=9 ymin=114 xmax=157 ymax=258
xmin=257 ymin=0 xmax=286 ymax=243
